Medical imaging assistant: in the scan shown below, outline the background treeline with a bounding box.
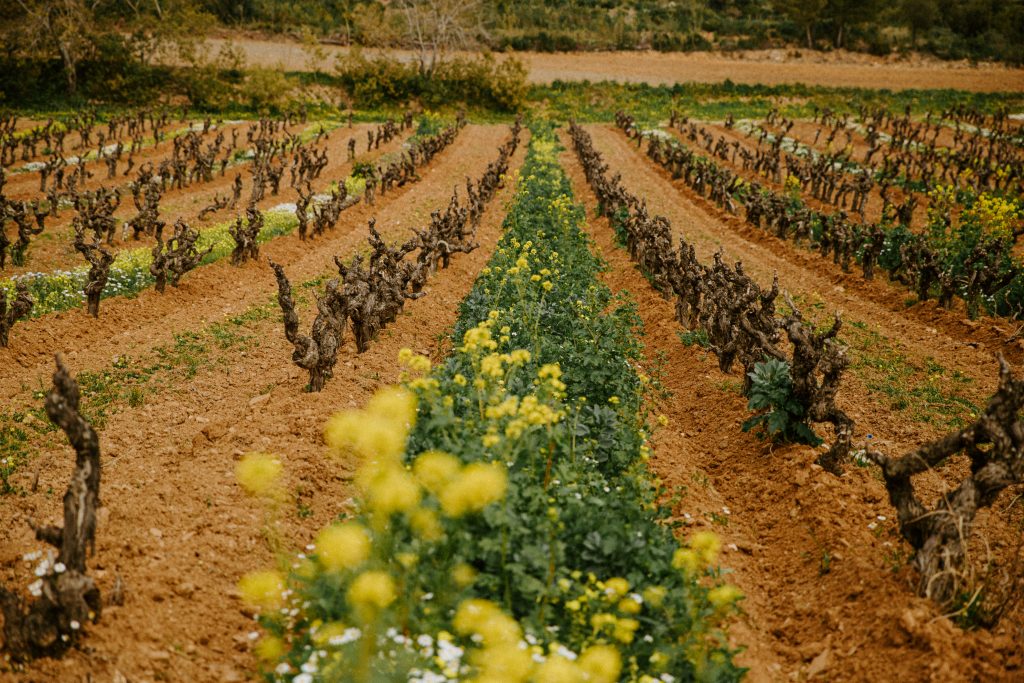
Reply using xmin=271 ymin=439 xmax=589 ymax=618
xmin=204 ymin=0 xmax=1024 ymax=63
xmin=1 ymin=0 xmax=1021 ymax=113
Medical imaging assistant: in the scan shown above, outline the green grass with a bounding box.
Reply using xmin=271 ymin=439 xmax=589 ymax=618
xmin=845 ymin=319 xmax=979 ymax=429
xmin=0 ymin=296 xmax=282 ymax=494
xmin=529 ymin=80 xmax=1024 ymax=123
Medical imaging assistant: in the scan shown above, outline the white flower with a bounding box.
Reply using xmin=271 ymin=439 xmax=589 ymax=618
xmin=53 ymin=562 xmax=66 ymax=574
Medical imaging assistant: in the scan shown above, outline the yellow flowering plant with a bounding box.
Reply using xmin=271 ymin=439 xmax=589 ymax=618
xmin=240 ymin=127 xmax=741 ymax=683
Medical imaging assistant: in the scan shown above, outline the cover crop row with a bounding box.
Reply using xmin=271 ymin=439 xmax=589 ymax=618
xmin=237 ymin=125 xmax=744 ymax=682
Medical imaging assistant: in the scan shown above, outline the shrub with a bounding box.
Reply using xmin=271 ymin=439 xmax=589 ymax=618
xmin=742 ymin=358 xmax=821 ymax=446
xmin=336 ymin=50 xmax=527 ymax=112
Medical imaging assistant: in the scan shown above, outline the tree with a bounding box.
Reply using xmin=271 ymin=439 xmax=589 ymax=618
xmin=11 ymin=0 xmax=97 ymax=93
xmin=393 ymin=0 xmax=486 ymax=77
xmin=774 ymin=0 xmax=826 ymax=49
xmin=825 ymin=0 xmax=883 ymax=49
xmin=900 ymin=0 xmax=938 ymax=46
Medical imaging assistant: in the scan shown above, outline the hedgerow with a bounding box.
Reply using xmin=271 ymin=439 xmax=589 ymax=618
xmin=237 ymin=125 xmax=744 ymax=682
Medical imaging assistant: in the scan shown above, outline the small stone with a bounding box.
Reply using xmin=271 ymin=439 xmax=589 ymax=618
xmin=174 ymin=582 xmax=196 ymax=598
xmin=807 ymin=647 xmax=831 ymax=676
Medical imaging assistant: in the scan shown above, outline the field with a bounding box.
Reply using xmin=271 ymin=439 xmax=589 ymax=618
xmin=1 ymin=51 xmax=1023 ymax=683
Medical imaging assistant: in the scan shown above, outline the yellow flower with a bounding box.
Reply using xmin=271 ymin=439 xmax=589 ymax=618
xmin=642 ymin=585 xmax=667 ymax=609
xmin=311 ymin=621 xmax=348 ymax=646
xmin=325 ymin=411 xmax=406 ymax=461
xmin=366 ymin=385 xmax=418 ymax=429
xmin=481 ymin=353 xmax=505 ymax=378
xmin=413 ymin=450 xmax=461 ymax=494
xmin=410 ymin=507 xmax=444 ymax=541
xmin=454 ymin=598 xmax=521 ymax=646
xmin=254 ymin=635 xmax=285 ymax=662
xmin=534 ymin=655 xmax=583 ymax=682
xmin=604 ymin=577 xmax=629 ymax=598
xmin=578 ymin=644 xmax=621 ymax=683
xmin=617 ymin=596 xmax=642 ymax=615
xmin=613 ymin=617 xmax=639 ymax=643
xmin=657 ymin=414 xmax=669 ymax=427
xmin=672 ymin=548 xmax=700 ymax=575
xmin=365 ymin=465 xmax=421 ymax=516
xmin=316 ymin=522 xmax=371 ymax=571
xmin=608 ymin=396 xmax=620 ymax=405
xmin=238 ymin=570 xmax=285 ymax=610
xmin=235 ymin=452 xmax=283 ymax=498
xmin=439 ymin=462 xmax=508 ymax=517
xmin=707 ymin=583 xmax=743 ymax=609
xmin=542 ymin=281 xmax=553 ymax=291
xmin=482 ymin=433 xmax=501 ymax=448
xmin=590 ymin=612 xmax=616 ymax=631
xmin=538 ymin=364 xmax=562 ymax=380
xmin=453 ymin=373 xmax=467 ymax=386
xmin=474 ymin=643 xmax=534 ymax=682
xmin=690 ymin=531 xmax=721 ymax=566
xmin=396 ymin=552 xmax=418 ymax=569
xmin=452 ymin=562 xmax=477 ymax=587
xmin=347 ymin=570 xmax=396 ymax=614
xmin=508 ymin=349 xmax=531 ymax=364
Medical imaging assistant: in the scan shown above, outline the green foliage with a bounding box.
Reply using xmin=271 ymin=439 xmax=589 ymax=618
xmin=266 ymin=126 xmax=744 ymax=681
xmin=742 ymin=358 xmax=821 ymax=446
xmin=678 ymin=329 xmax=711 ymax=349
xmin=335 ymin=51 xmax=527 ymax=112
xmin=0 ymin=210 xmax=298 ymax=319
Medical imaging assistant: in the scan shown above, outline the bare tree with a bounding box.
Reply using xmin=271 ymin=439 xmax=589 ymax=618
xmin=394 ymin=0 xmax=485 ymax=77
xmin=11 ymin=0 xmax=96 ymax=93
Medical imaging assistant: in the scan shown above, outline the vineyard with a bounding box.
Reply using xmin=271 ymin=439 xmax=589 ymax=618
xmin=1 ymin=74 xmax=1023 ymax=682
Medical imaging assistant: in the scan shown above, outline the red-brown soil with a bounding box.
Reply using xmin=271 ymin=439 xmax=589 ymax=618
xmin=203 ymin=37 xmax=1024 ymax=93
xmin=0 ymin=124 xmax=500 ymax=386
xmin=559 ymin=128 xmax=1023 ymax=681
xmin=2 ymin=121 xmax=409 ymax=275
xmin=0 ymin=125 xmax=525 ymax=682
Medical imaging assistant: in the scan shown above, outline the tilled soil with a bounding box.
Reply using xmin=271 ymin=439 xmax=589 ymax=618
xmin=560 ymin=129 xmax=1023 ymax=681
xmin=202 ymin=38 xmax=1024 ymax=93
xmin=2 ymin=121 xmax=405 ymax=275
xmin=695 ymin=122 xmax=927 ymax=229
xmin=0 ymin=127 xmax=527 ymax=683
xmin=592 ymin=123 xmax=1024 ymax=369
xmin=0 ymin=124 xmax=508 ymax=397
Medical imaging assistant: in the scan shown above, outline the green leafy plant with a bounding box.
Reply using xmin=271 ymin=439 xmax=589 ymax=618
xmin=742 ymin=358 xmax=821 ymax=446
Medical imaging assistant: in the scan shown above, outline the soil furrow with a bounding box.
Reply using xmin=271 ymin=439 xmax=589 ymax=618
xmin=0 ymin=128 xmax=528 ymax=683
xmin=2 ymin=121 xmax=403 ymax=275
xmin=559 ymin=133 xmax=1022 ymax=683
xmin=585 ymin=124 xmax=1015 ymax=393
xmin=0 ymin=124 xmax=506 ymax=398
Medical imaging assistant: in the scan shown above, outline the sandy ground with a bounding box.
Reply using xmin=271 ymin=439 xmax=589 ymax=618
xmin=202 ymin=38 xmax=1024 ymax=93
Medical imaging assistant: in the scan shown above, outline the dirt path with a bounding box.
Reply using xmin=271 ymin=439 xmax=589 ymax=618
xmin=559 ymin=134 xmax=1023 ymax=681
xmin=0 ymin=124 xmax=506 ymax=398
xmin=202 ymin=38 xmax=1024 ymax=93
xmin=0 ymin=129 xmax=527 ymax=683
